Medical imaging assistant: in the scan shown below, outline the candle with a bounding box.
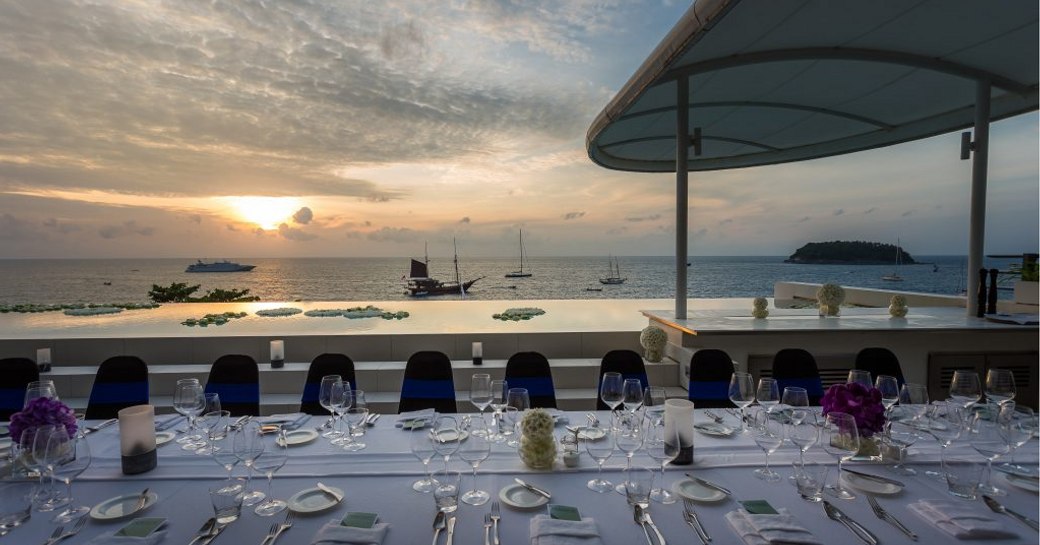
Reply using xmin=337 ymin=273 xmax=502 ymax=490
xmin=472 ymin=342 xmax=483 ymax=366
xmin=118 ymin=404 xmax=157 ymax=474
xmin=665 ymin=398 xmax=695 ymax=465
xmin=270 ymin=340 xmax=285 ymax=369
xmin=36 ymin=348 xmax=51 ymax=372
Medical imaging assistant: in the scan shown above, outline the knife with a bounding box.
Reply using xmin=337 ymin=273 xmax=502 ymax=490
xmin=154 ymin=415 xmax=184 ymax=431
xmin=685 ymin=473 xmax=731 ymax=496
xmin=514 ymin=478 xmax=551 ymax=499
xmin=824 ymin=501 xmax=878 ymax=545
xmin=199 ymin=522 xmax=227 ymax=545
xmin=82 ymin=418 xmax=118 ymax=435
xmin=842 ymin=467 xmax=905 ymax=488
xmin=132 ymin=488 xmax=150 ymax=514
xmin=316 ymin=482 xmax=343 ymax=503
xmin=642 ymin=508 xmax=667 ymax=545
xmin=445 ymin=515 xmax=456 ymax=545
xmin=633 ymin=505 xmax=655 ymax=545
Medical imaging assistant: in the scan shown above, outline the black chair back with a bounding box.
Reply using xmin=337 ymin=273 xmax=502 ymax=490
xmin=0 ymin=358 xmax=39 ymax=420
xmin=597 ymin=350 xmax=649 ymax=410
xmin=687 ymin=349 xmax=734 ymax=408
xmin=855 ymin=347 xmax=905 ymax=386
xmin=301 ymin=353 xmax=356 ymax=415
xmin=504 ymin=352 xmax=557 ymax=409
xmin=205 ymin=354 xmax=260 ymax=416
xmin=771 ymin=348 xmax=825 ymax=405
xmin=399 ymin=351 xmax=456 ymax=413
xmin=86 ymin=356 xmax=149 ymax=419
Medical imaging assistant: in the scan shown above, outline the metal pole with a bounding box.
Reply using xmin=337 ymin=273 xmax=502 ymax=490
xmin=676 ymin=77 xmax=689 ymax=319
xmin=967 ymin=80 xmax=990 ymax=316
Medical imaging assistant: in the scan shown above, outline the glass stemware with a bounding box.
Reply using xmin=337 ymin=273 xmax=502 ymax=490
xmin=969 ymin=404 xmax=1010 ymax=497
xmin=173 ymin=379 xmax=205 ymax=445
xmin=27 ymin=425 xmax=66 ymax=511
xmin=232 ymin=421 xmax=266 ymax=506
xmin=431 ymin=416 xmax=461 ymax=471
xmin=781 ymin=386 xmax=809 ymax=423
xmin=984 ymin=368 xmax=1016 ymax=406
xmin=750 ymin=407 xmax=784 ymax=482
xmin=949 ymin=370 xmax=982 ymax=410
xmin=253 ymin=430 xmax=289 ymax=516
xmin=328 ymin=381 xmax=353 ymax=444
xmin=318 ymin=375 xmax=344 ymax=438
xmin=501 ymin=407 xmax=521 ymax=448
xmin=621 ymin=379 xmax=644 ymax=413
xmin=822 ymin=412 xmax=859 ymax=499
xmin=194 ymin=410 xmax=230 ymax=455
xmin=882 ymin=406 xmax=920 ymax=476
xmin=847 ymin=370 xmax=873 ymax=389
xmin=613 ymin=412 xmax=644 ymax=494
xmin=210 ymin=428 xmax=239 ymax=480
xmin=1000 ymin=404 xmax=1037 ymax=476
xmin=488 ymin=379 xmax=509 ymax=442
xmin=875 ymin=375 xmax=899 ymax=410
xmin=788 ymin=410 xmax=818 ymax=471
xmin=728 ymin=372 xmax=754 ymax=434
xmin=458 ymin=419 xmax=491 ymax=505
xmin=642 ymin=387 xmax=667 ymax=424
xmin=599 ymin=372 xmax=623 ymax=412
xmin=898 ymin=383 xmax=929 ymax=420
xmin=924 ymin=401 xmax=964 ymax=480
xmin=585 ymin=422 xmax=615 ymax=493
xmin=340 ymin=406 xmax=369 ymax=451
xmin=470 ymin=374 xmax=492 ymax=437
xmin=48 ymin=432 xmax=91 ymax=523
xmin=756 ymin=378 xmax=779 ymax=412
xmin=23 ymin=380 xmax=58 ymax=408
xmin=645 ymin=418 xmax=679 ymax=503
xmin=410 ymin=427 xmax=436 ymax=493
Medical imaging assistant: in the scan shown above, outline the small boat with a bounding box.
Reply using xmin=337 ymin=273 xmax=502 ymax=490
xmin=599 ymin=255 xmax=627 ymax=285
xmin=505 ymin=229 xmax=533 ymax=278
xmin=585 ymin=287 xmax=603 ymax=292
xmin=881 ymin=239 xmax=904 ymax=282
xmin=186 ymin=260 xmax=256 ymax=273
xmin=405 ymin=240 xmax=484 ymax=297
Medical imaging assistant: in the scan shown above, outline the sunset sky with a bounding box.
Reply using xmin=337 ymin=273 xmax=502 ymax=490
xmin=1 ymin=1 xmax=1036 ymax=259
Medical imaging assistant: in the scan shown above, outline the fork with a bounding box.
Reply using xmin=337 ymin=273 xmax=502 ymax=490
xmin=703 ymin=410 xmax=724 ymax=423
xmin=260 ymin=522 xmax=280 ymax=545
xmin=867 ymin=495 xmax=917 ymax=540
xmin=44 ymin=516 xmax=87 ymax=545
xmin=483 ymin=513 xmax=492 ymax=545
xmin=268 ymin=510 xmax=295 ymax=545
xmin=490 ymin=501 xmax=501 ymax=545
xmin=683 ymin=498 xmax=711 ymax=543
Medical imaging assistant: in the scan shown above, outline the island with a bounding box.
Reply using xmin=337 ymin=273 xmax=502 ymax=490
xmin=784 ymin=240 xmax=917 ymax=265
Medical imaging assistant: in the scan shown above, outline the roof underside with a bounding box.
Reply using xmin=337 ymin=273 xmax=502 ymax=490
xmin=587 ymin=0 xmax=1039 ymax=173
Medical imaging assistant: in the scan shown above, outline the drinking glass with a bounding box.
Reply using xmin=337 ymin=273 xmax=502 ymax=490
xmin=47 ymin=433 xmax=90 ymax=523
xmin=204 ymin=392 xmax=222 ymax=414
xmin=507 ymin=388 xmax=530 ymax=413
xmin=501 ymin=407 xmax=521 ymax=448
xmin=410 ymin=427 xmax=436 ymax=493
xmin=875 ymin=375 xmax=899 ymax=409
xmin=318 ymin=375 xmax=344 ymax=438
xmin=969 ymin=405 xmax=1010 ymax=497
xmin=210 ymin=479 xmax=245 ymax=524
xmin=949 ymin=370 xmax=981 ymax=409
xmin=488 ymin=379 xmax=509 ymax=442
xmin=898 ymin=383 xmax=929 ymax=420
xmin=29 ymin=425 xmax=66 ymax=511
xmin=613 ymin=412 xmax=644 ymax=494
xmin=211 ymin=428 xmax=239 ymax=480
xmin=793 ymin=461 xmax=828 ymax=502
xmin=750 ymin=407 xmax=784 ymax=482
xmin=788 ymin=410 xmax=818 ymax=470
xmin=600 ymin=372 xmax=623 ymax=412
xmin=431 ymin=416 xmax=461 ymax=470
xmin=458 ymin=419 xmax=491 ymax=505
xmin=195 ymin=410 xmax=230 ymax=456
xmin=781 ymin=386 xmax=809 ymax=425
xmin=623 ymin=466 xmax=654 ymax=508
xmin=984 ymin=368 xmax=1016 ymax=406
xmin=882 ymin=406 xmax=920 ymax=476
xmin=756 ymin=378 xmax=780 ymax=412
xmin=622 ymin=379 xmax=643 ymax=413
xmin=349 ymin=390 xmax=368 ymax=437
xmin=1000 ymin=404 xmax=1037 ymax=476
xmin=23 ymin=380 xmax=58 ymax=408
xmin=173 ymin=379 xmax=205 ymax=445
xmin=432 ymin=469 xmax=461 ymax=513
xmin=470 ymin=374 xmax=492 ymax=437
xmin=645 ymin=418 xmax=679 ymax=503
xmin=822 ymin=412 xmax=859 ymax=499
xmin=728 ymin=372 xmax=755 ymax=433
xmin=847 ymin=370 xmax=872 ymax=389
xmin=942 ymin=453 xmax=985 ymax=500
xmin=642 ymin=387 xmax=667 ymax=425
xmin=340 ymin=406 xmax=369 ymax=451
xmin=585 ymin=423 xmax=615 ymax=493
xmin=328 ymin=381 xmax=352 ymax=443
xmin=253 ymin=430 xmax=289 ymax=516
xmin=0 ymin=479 xmax=32 ymax=530
xmin=232 ymin=420 xmax=266 ymax=506
xmin=924 ymin=401 xmax=964 ymax=480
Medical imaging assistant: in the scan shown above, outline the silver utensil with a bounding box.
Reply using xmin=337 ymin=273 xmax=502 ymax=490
xmin=982 ymin=495 xmax=1040 ymax=531
xmin=432 ymin=511 xmax=446 ymax=545
xmin=585 ymin=413 xmax=600 ymax=427
xmin=823 ymin=500 xmax=878 ymax=545
xmin=445 ymin=515 xmax=456 ymax=545
xmin=154 ymin=415 xmax=184 ymax=431
xmin=490 ymin=500 xmax=501 ymax=545
xmin=132 ymin=487 xmax=150 ymax=513
xmin=266 ymin=510 xmax=294 ymax=545
xmin=261 ymin=522 xmax=280 ymax=545
xmin=632 ymin=505 xmax=655 ymax=545
xmin=513 ymin=478 xmax=551 ymax=499
xmin=82 ymin=418 xmax=118 ymax=435
xmin=230 ymin=415 xmax=251 ymax=430
xmin=684 ymin=473 xmax=731 ymax=496
xmin=187 ymin=518 xmax=217 ymax=545
xmin=199 ymin=522 xmax=228 ymax=545
xmin=315 ymin=482 xmax=343 ymax=503
xmin=639 ymin=505 xmax=667 ymax=545
xmin=866 ymin=495 xmax=916 ymax=540
xmin=43 ymin=515 xmax=88 ymax=545
xmin=703 ymin=410 xmax=724 ymax=423
xmin=682 ymin=498 xmax=711 ymax=543
xmin=483 ymin=513 xmax=492 ymax=545
xmin=842 ymin=467 xmax=906 ymax=488
xmin=367 ymin=413 xmax=381 ymax=426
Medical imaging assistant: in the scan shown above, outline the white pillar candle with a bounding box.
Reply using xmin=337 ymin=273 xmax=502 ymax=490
xmin=270 ymin=340 xmax=285 ymax=361
xmin=472 ymin=342 xmax=483 ymax=359
xmin=36 ymin=348 xmax=51 ymax=365
xmin=118 ymin=404 xmax=157 ymax=474
xmin=665 ymin=398 xmax=695 ymax=465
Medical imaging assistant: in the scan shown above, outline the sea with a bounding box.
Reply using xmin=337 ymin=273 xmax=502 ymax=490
xmin=0 ymin=255 xmax=1022 ymax=306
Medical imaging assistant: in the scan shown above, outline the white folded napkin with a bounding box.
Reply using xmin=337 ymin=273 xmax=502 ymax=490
xmin=725 ymin=508 xmax=821 ymax=545
xmin=311 ymin=521 xmax=389 ymax=544
xmin=84 ymin=530 xmax=166 ymax=544
xmin=909 ymin=499 xmax=1017 ymax=539
xmin=530 ymin=514 xmax=603 ymax=545
xmin=259 ymin=413 xmax=310 ymax=430
xmin=395 ymin=409 xmax=436 ymax=427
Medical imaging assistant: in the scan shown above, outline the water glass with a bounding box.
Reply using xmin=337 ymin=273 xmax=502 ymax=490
xmin=23 ymin=380 xmax=58 ymax=408
xmin=750 ymin=407 xmax=784 ymax=482
xmin=728 ymin=372 xmax=754 ymax=433
xmin=898 ymin=383 xmax=929 ymax=419
xmin=847 ymin=369 xmax=872 ymax=389
xmin=949 ymin=370 xmax=981 ymax=409
xmin=0 ymin=480 xmax=33 ymax=527
xmin=756 ymin=378 xmax=779 ymax=411
xmin=942 ymin=453 xmax=985 ymax=500
xmin=623 ymin=466 xmax=654 ymax=508
xmin=585 ymin=424 xmax=615 ymax=493
xmin=432 ymin=470 xmax=461 ymax=513
xmin=822 ymin=412 xmax=859 ymax=499
xmin=488 ymin=379 xmax=509 ymax=442
xmin=470 ymin=374 xmax=493 ymax=436
xmin=875 ymin=375 xmax=899 ymax=409
xmin=642 ymin=387 xmax=667 ymax=424
xmin=600 ymin=372 xmax=623 ymax=411
xmin=410 ymin=428 xmax=436 ymax=493
xmin=622 ymin=379 xmax=643 ymax=412
xmin=318 ymin=375 xmax=344 ymax=438
xmin=210 ymin=479 xmax=245 ymax=523
xmin=645 ymin=419 xmax=679 ymax=503
xmin=501 ymin=407 xmax=521 ymax=448
xmin=793 ymin=461 xmax=828 ymax=502
xmin=507 ymin=388 xmax=530 ymax=412
xmin=984 ymin=368 xmax=1016 ymax=406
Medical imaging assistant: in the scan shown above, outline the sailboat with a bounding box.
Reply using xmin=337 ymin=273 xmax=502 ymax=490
xmin=405 ymin=240 xmax=484 ymax=297
xmin=505 ymin=229 xmax=533 ymax=278
xmin=881 ymin=239 xmax=904 ymax=282
xmin=599 ymin=255 xmax=627 ymax=285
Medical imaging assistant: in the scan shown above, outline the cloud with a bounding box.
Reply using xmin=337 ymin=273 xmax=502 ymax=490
xmin=718 ymin=218 xmax=733 ymax=225
xmin=833 ymin=209 xmax=844 ymax=216
xmin=292 ymin=207 xmax=313 ymax=225
xmin=902 ymin=210 xmax=914 ymax=217
xmin=0 ymin=213 xmax=46 ymax=240
xmin=98 ymin=221 xmax=154 ymax=239
xmin=188 ymin=214 xmax=202 ymax=224
xmin=563 ymin=211 xmax=585 ymax=220
xmin=797 ymin=216 xmax=811 ymax=223
xmin=367 ymin=227 xmax=421 ymax=243
xmin=625 ymin=214 xmax=660 ymax=222
xmin=277 ymin=223 xmax=317 ymax=241
xmin=863 ymin=207 xmax=878 ymax=215
xmin=43 ymin=218 xmax=81 ymax=233
xmin=226 ymin=224 xmax=239 ymax=232
xmin=459 ymin=217 xmax=471 ymax=224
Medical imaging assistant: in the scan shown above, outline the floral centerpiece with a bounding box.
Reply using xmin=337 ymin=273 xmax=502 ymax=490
xmin=888 ymin=295 xmax=908 ymax=318
xmin=639 ymin=325 xmax=667 ymax=362
xmin=816 ymin=283 xmax=845 ymax=317
xmin=752 ymin=297 xmax=769 ymax=319
xmin=10 ymin=397 xmax=78 ymax=447
xmin=518 ymin=409 xmax=556 ymax=470
xmin=821 ymin=382 xmax=886 ymax=458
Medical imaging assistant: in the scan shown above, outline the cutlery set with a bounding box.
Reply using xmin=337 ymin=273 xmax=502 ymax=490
xmin=433 ymin=500 xmax=501 ymax=545
xmin=80 ymin=418 xmax=117 ymax=436
xmin=681 ymin=498 xmax=710 ymax=544
xmin=260 ymin=511 xmax=294 ymax=545
xmin=41 ymin=516 xmax=87 ymax=545
xmin=633 ymin=504 xmax=667 ymax=545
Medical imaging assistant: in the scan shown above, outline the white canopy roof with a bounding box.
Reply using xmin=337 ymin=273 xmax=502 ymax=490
xmin=587 ymin=0 xmax=1039 ymax=172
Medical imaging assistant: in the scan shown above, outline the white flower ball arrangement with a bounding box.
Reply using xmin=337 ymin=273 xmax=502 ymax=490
xmin=752 ymin=297 xmax=769 ymax=319
xmin=889 ymin=295 xmax=908 ymax=318
xmin=816 ymin=283 xmax=845 ymax=317
xmin=639 ymin=325 xmax=667 ymax=362
xmin=518 ymin=408 xmax=556 ymax=470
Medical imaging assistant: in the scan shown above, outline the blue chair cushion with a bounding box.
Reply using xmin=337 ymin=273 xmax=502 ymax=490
xmin=88 ymin=382 xmax=148 ymax=406
xmin=401 ymin=379 xmax=455 ymax=400
xmin=205 ymin=382 xmax=259 ymax=404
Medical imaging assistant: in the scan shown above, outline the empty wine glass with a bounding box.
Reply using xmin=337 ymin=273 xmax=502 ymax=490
xmin=822 ymin=412 xmax=859 ymax=499
xmin=847 ymin=370 xmax=873 ymax=389
xmin=340 ymin=405 xmax=369 ymax=451
xmin=507 ymin=388 xmax=530 ymax=413
xmin=328 ymin=381 xmax=352 ymax=444
xmin=318 ymin=375 xmax=343 ymax=438
xmin=756 ymin=378 xmax=779 ymax=412
xmin=949 ymin=370 xmax=981 ymax=409
xmin=613 ymin=412 xmax=644 ymax=494
xmin=875 ymin=375 xmax=900 ymax=410
xmin=898 ymin=383 xmax=929 ymax=420
xmin=882 ymin=406 xmax=920 ymax=476
xmin=970 ymin=404 xmax=1010 ymax=497
xmin=210 ymin=429 xmax=239 ymax=481
xmin=788 ymin=410 xmax=818 ymax=471
xmin=600 ymin=372 xmax=623 ymax=412
xmin=728 ymin=372 xmax=754 ymax=434
xmin=750 ymin=407 xmax=784 ymax=482
xmin=232 ymin=420 xmax=266 ymax=506
xmin=23 ymin=380 xmax=58 ymax=408
xmin=173 ymin=379 xmax=205 ymax=445
xmin=642 ymin=387 xmax=667 ymax=424
xmin=459 ymin=419 xmax=491 ymax=506
xmin=194 ymin=410 xmax=230 ymax=455
xmin=585 ymin=422 xmax=615 ymax=493
xmin=410 ymin=427 xmax=436 ymax=493
xmin=924 ymin=401 xmax=964 ymax=480
xmin=253 ymin=430 xmax=288 ymax=516
xmin=431 ymin=416 xmax=461 ymax=470
xmin=488 ymin=379 xmax=509 ymax=442
xmin=984 ymin=369 xmax=1016 ymax=406
xmin=781 ymin=386 xmax=809 ymax=425
xmin=47 ymin=432 xmax=90 ymax=523
xmin=999 ymin=404 xmax=1037 ymax=476
xmin=501 ymin=407 xmax=521 ymax=448
xmin=622 ymin=379 xmax=644 ymax=413
xmin=470 ymin=374 xmax=493 ymax=437
xmin=645 ymin=418 xmax=679 ymax=503
xmin=29 ymin=425 xmax=67 ymax=512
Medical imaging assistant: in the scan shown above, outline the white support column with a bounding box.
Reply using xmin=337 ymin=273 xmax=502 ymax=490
xmin=676 ymin=77 xmax=689 ymax=320
xmin=967 ymin=80 xmax=990 ymax=316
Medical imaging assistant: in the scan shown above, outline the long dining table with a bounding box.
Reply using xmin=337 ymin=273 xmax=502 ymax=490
xmin=6 ymin=409 xmax=1038 ymax=544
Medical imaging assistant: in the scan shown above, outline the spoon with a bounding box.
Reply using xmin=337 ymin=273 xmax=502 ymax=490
xmin=982 ymin=495 xmax=1039 ymax=531
xmin=432 ymin=511 xmax=446 ymax=545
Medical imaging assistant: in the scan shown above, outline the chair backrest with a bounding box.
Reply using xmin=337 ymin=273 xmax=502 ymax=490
xmin=504 ymin=352 xmax=557 ymax=409
xmin=86 ymin=356 xmax=149 ymax=419
xmin=399 ymin=351 xmax=456 ymax=413
xmin=855 ymin=347 xmax=905 ymax=386
xmin=205 ymin=354 xmax=260 ymax=416
xmin=597 ymin=350 xmax=649 ymax=410
xmin=301 ymin=353 xmax=357 ymax=415
xmin=0 ymin=358 xmax=39 ymax=420
xmin=771 ymin=348 xmax=825 ymax=405
xmin=687 ymin=349 xmax=735 ymax=408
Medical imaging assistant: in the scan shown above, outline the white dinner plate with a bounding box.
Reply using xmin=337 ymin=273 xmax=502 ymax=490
xmin=289 ymin=486 xmax=344 ymax=514
xmin=841 ymin=472 xmax=903 ymax=495
xmin=433 ymin=429 xmax=469 ymax=443
xmin=673 ymin=479 xmax=727 ymax=503
xmin=694 ymin=422 xmax=736 ymax=437
xmin=155 ymin=431 xmax=176 ymax=446
xmin=575 ymin=427 xmax=606 ymax=441
xmin=1004 ymin=473 xmax=1040 ymax=493
xmin=498 ymin=484 xmax=549 ymax=509
xmin=277 ymin=429 xmax=319 ymax=447
xmin=90 ymin=491 xmax=159 ymax=520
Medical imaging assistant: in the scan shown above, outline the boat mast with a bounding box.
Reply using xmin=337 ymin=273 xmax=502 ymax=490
xmin=453 ymin=237 xmax=463 ymax=295
xmin=519 ymin=229 xmax=525 ymax=274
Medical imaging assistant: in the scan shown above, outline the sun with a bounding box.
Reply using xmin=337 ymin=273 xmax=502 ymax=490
xmin=227 ymin=196 xmax=301 ymax=230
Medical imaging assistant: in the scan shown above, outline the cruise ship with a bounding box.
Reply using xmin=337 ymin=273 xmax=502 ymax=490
xmin=185 ymin=260 xmax=256 ymax=273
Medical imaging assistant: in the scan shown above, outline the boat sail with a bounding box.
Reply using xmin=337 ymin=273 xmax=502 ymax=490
xmin=881 ymin=239 xmax=904 ymax=282
xmin=505 ymin=229 xmax=533 ymax=278
xmin=599 ymin=255 xmax=627 ymax=285
xmin=406 ymin=240 xmax=484 ymax=297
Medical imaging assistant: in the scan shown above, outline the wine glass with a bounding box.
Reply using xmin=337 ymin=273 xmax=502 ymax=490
xmin=328 ymin=381 xmax=352 ymax=444
xmin=211 ymin=428 xmax=239 ymax=481
xmin=882 ymin=406 xmax=920 ymax=476
xmin=924 ymin=401 xmax=964 ymax=480
xmin=898 ymin=383 xmax=929 ymax=420
xmin=999 ymin=404 xmax=1037 ymax=476
xmin=23 ymin=380 xmax=58 ymax=408
xmin=458 ymin=418 xmax=491 ymax=505
xmin=875 ymin=375 xmax=900 ymax=410
xmin=47 ymin=432 xmax=91 ymax=526
xmin=410 ymin=427 xmax=436 ymax=492
xmin=822 ymin=412 xmax=859 ymax=499
xmin=728 ymin=372 xmax=754 ymax=434
xmin=847 ymin=370 xmax=873 ymax=389
xmin=318 ymin=375 xmax=343 ymax=438
xmin=184 ymin=393 xmax=221 ymax=451
xmin=750 ymin=407 xmax=784 ymax=482
xmin=642 ymin=387 xmax=667 ymax=425
xmin=232 ymin=420 xmax=266 ymax=506
xmin=506 ymin=388 xmax=530 ymax=413
xmin=622 ymin=379 xmax=644 ymax=413
xmin=469 ymin=374 xmax=492 ymax=437
xmin=949 ymin=370 xmax=981 ymax=409
xmin=756 ymin=378 xmax=779 ymax=412
xmin=781 ymin=386 xmax=809 ymax=424
xmin=788 ymin=410 xmax=818 ymax=471
xmin=645 ymin=418 xmax=679 ymax=503
xmin=599 ymin=372 xmax=623 ymax=412
xmin=970 ymin=404 xmax=1010 ymax=497
xmin=253 ymin=430 xmax=289 ymax=516
xmin=340 ymin=406 xmax=369 ymax=451
xmin=488 ymin=379 xmax=509 ymax=442
xmin=173 ymin=379 xmax=206 ymax=446
xmin=501 ymin=407 xmax=521 ymax=448
xmin=984 ymin=369 xmax=1016 ymax=406
xmin=194 ymin=410 xmax=230 ymax=455
xmin=29 ymin=425 xmax=67 ymax=512
xmin=613 ymin=412 xmax=644 ymax=494
xmin=584 ymin=422 xmax=615 ymax=493
xmin=431 ymin=416 xmax=460 ymax=471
